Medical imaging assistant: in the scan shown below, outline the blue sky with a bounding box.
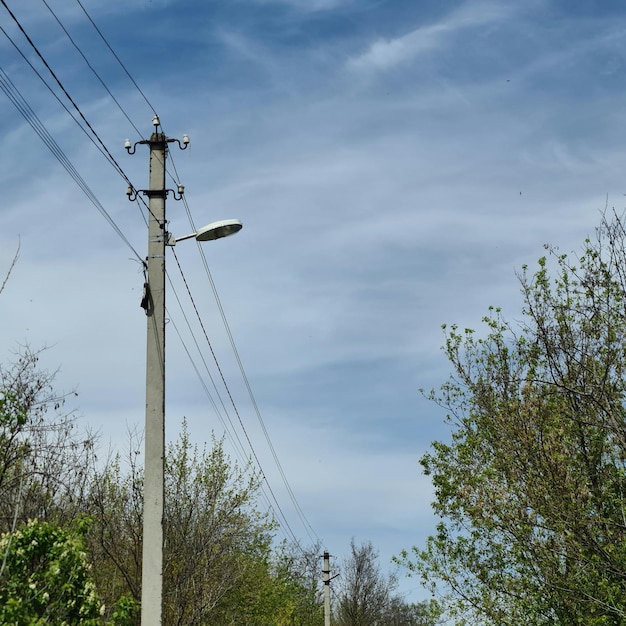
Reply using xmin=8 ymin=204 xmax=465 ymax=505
xmin=1 ymin=0 xmax=626 ymax=603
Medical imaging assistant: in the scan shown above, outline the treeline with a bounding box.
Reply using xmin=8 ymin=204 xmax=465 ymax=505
xmin=0 ymin=346 xmax=436 ymax=625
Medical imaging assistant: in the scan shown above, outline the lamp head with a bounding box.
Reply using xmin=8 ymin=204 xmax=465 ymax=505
xmin=195 ymin=219 xmax=243 ymax=241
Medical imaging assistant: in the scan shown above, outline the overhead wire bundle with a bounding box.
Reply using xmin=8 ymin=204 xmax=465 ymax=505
xmin=0 ymin=0 xmax=319 ymax=550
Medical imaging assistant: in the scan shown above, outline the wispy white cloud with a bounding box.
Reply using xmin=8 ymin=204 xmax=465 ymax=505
xmin=247 ymin=0 xmax=349 ymax=11
xmin=347 ymin=1 xmax=514 ymax=72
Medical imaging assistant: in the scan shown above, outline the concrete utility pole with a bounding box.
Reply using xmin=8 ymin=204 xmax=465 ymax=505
xmin=126 ymin=117 xmax=188 ymax=626
xmin=126 ymin=117 xmax=242 ymax=626
xmin=323 ymin=550 xmax=332 ymax=626
xmin=140 ymin=126 xmax=167 ymax=626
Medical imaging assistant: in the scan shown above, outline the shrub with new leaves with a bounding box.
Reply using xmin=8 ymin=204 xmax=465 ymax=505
xmin=0 ymin=518 xmax=104 ymax=625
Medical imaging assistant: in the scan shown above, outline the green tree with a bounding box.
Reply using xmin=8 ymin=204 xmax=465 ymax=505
xmin=86 ymin=422 xmax=283 ymax=625
xmin=271 ymin=541 xmax=325 ymax=625
xmin=214 ymin=541 xmax=324 ymax=626
xmin=84 ymin=433 xmax=143 ymax=618
xmin=335 ymin=539 xmax=439 ymax=626
xmin=399 ymin=213 xmax=626 ymax=624
xmin=382 ymin=596 xmax=441 ymax=626
xmin=0 ymin=347 xmax=97 ymax=532
xmin=335 ymin=540 xmax=394 ymax=626
xmin=163 ymin=426 xmax=274 ymax=625
xmin=0 ymin=249 xmax=96 ymax=531
xmin=0 ymin=518 xmax=104 ymax=625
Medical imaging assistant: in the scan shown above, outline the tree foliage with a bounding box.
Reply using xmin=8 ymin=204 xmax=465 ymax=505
xmin=0 ymin=518 xmax=104 ymax=625
xmin=0 ymin=261 xmax=387 ymax=624
xmin=400 ymin=213 xmax=626 ymax=624
xmin=0 ymin=341 xmax=323 ymax=626
xmin=271 ymin=541 xmax=326 ymax=625
xmin=85 ymin=422 xmax=324 ymax=625
xmin=336 ymin=539 xmax=440 ymax=626
xmin=0 ymin=346 xmax=97 ymax=531
xmin=163 ymin=426 xmax=274 ymax=624
xmin=335 ymin=540 xmax=395 ymax=626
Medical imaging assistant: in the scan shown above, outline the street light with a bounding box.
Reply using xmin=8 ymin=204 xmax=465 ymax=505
xmin=167 ymin=219 xmax=243 ymax=245
xmin=126 ymin=120 xmax=242 ymax=626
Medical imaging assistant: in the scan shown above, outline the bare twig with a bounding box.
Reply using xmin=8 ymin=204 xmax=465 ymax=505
xmin=0 ymin=239 xmax=20 ymax=296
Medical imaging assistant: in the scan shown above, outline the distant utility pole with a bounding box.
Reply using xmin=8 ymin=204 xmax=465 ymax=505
xmin=323 ymin=550 xmax=332 ymax=626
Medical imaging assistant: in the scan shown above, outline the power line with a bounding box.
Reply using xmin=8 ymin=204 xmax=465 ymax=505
xmin=181 ymin=200 xmax=320 ymax=545
xmin=74 ymin=0 xmax=157 ymax=117
xmin=163 ymin=136 xmax=319 ymax=544
xmin=37 ymin=0 xmax=179 ymax=231
xmin=0 ymin=5 xmax=157 ymax=227
xmin=0 ymin=64 xmax=143 ymax=262
xmin=4 ymin=0 xmax=320 ymax=548
xmin=165 ymin=294 xmax=302 ymax=548
xmin=41 ymin=0 xmax=144 ymax=139
xmin=166 ymin=271 xmax=249 ymax=456
xmin=170 ymin=248 xmax=305 ymax=547
xmin=65 ymin=0 xmax=181 ymax=203
xmin=1 ymin=0 xmax=132 ymax=187
xmin=165 ymin=149 xmax=318 ymax=544
xmin=0 ymin=23 xmax=130 ymax=183
xmin=0 ymin=4 xmax=156 ymax=228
